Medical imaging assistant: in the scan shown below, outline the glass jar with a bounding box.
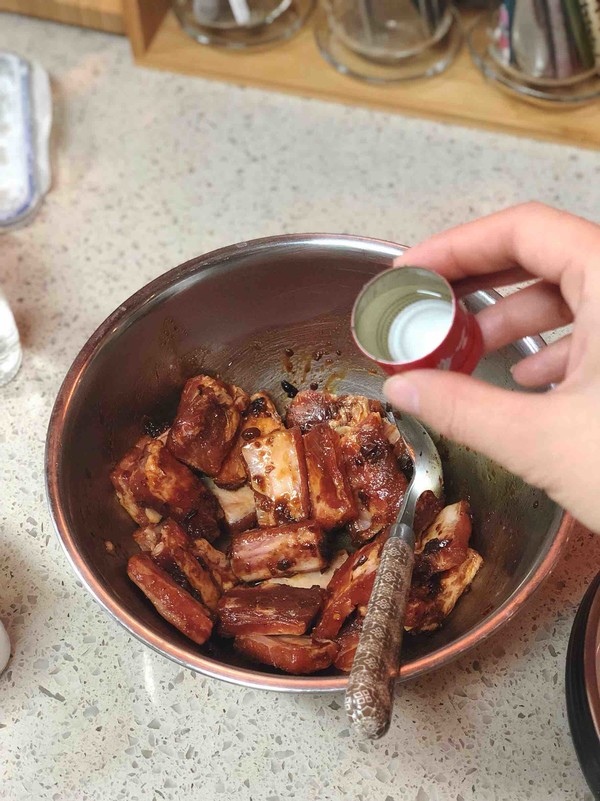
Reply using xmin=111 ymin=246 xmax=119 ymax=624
xmin=172 ymin=0 xmax=315 ymax=47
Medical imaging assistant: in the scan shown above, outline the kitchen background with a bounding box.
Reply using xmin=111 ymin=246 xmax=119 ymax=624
xmin=1 ymin=2 xmax=600 ymax=800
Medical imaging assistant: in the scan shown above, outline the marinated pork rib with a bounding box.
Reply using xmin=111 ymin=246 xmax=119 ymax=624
xmin=303 ymin=398 xmax=411 ymax=473
xmin=413 ymin=501 xmax=472 ymax=580
xmin=133 ymin=522 xmax=162 ymax=553
xmin=242 ymin=426 xmax=310 ymax=527
xmin=230 ymin=521 xmax=326 ymax=583
xmin=381 ymin=417 xmax=413 ymax=475
xmin=111 ymin=438 xmax=222 ymax=541
xmin=405 ymin=548 xmax=483 ymax=633
xmin=303 ymin=424 xmax=356 ymax=530
xmin=155 ymin=519 xmax=221 ymax=611
xmin=265 ymin=550 xmax=349 ymax=590
xmin=111 ymin=437 xmax=161 ymax=526
xmin=137 ymin=519 xmax=186 ymax=570
xmin=333 ymin=616 xmax=363 ymax=672
xmin=217 ymin=585 xmax=326 ymax=637
xmin=234 ymin=634 xmax=338 ymax=674
xmin=215 ymin=393 xmax=282 ymax=489
xmin=133 ymin=519 xmax=222 ymax=611
xmin=204 ymin=480 xmax=257 ymax=535
xmin=191 ymin=538 xmax=238 ymax=593
xmin=339 ymin=412 xmax=408 ymax=545
xmin=141 ymin=440 xmax=222 ymax=536
xmin=167 ymin=375 xmax=248 ymax=475
xmin=286 ymin=390 xmax=381 ymax=433
xmin=127 ymin=553 xmax=213 ymax=645
xmin=414 ymin=490 xmax=444 ymax=540
xmin=313 ymin=538 xmax=384 ymax=640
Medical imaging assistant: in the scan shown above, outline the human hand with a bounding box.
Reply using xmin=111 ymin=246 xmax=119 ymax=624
xmin=384 ymin=202 xmax=600 ymax=533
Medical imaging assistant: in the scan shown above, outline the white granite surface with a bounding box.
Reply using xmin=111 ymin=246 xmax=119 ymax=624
xmin=0 ymin=12 xmax=599 ymax=801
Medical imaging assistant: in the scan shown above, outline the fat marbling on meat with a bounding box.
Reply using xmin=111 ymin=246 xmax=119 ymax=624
xmin=303 ymin=423 xmax=356 ymax=530
xmin=339 ymin=412 xmax=408 ymax=545
xmin=111 ymin=436 xmax=159 ymax=526
xmin=151 ymin=519 xmax=221 ymax=612
xmin=217 ymin=584 xmax=326 ymax=637
xmin=203 ymin=479 xmax=257 ymax=535
xmin=263 ymin=550 xmax=349 ymax=590
xmin=242 ymin=426 xmax=310 ymax=527
xmin=413 ymin=501 xmax=472 ymax=580
xmin=286 ymin=389 xmax=381 ymax=433
xmin=214 ymin=392 xmax=282 ymax=489
xmin=191 ymin=537 xmax=238 ymax=593
xmin=231 ymin=520 xmax=326 ymax=583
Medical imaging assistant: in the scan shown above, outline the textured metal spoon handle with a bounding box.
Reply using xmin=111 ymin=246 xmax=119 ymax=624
xmin=345 ymin=523 xmax=415 ymax=739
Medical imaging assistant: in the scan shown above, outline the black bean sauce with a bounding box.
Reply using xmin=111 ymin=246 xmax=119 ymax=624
xmin=281 ymin=380 xmax=299 ymax=398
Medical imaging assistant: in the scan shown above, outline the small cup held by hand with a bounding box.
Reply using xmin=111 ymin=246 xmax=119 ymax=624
xmin=351 ymin=266 xmax=483 ymax=375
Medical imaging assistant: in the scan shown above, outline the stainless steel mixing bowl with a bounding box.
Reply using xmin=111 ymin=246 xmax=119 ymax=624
xmin=46 ymin=234 xmax=571 ymax=691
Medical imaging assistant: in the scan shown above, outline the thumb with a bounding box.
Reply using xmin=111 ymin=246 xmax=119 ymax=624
xmin=383 ymin=370 xmax=555 ymax=489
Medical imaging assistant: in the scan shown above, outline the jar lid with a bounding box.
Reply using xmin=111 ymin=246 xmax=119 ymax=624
xmin=566 ymin=571 xmax=600 ymax=798
xmin=351 ymin=266 xmax=483 ymax=376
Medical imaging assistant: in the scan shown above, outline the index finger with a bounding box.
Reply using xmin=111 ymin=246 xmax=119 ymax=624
xmin=395 ymin=202 xmax=600 ymax=308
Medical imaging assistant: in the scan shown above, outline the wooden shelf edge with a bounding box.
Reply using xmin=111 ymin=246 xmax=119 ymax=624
xmin=126 ymin=4 xmax=600 ymax=149
xmin=134 ymin=52 xmax=599 ymax=149
xmin=0 ymin=0 xmax=125 ymax=33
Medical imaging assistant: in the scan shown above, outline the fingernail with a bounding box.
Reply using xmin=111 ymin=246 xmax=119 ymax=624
xmin=383 ymin=377 xmax=420 ymax=414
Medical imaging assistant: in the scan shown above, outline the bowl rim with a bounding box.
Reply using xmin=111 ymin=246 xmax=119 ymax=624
xmin=45 ymin=232 xmax=573 ymax=692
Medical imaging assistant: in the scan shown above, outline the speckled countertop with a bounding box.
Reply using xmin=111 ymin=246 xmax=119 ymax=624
xmin=0 ymin=11 xmax=599 ymax=801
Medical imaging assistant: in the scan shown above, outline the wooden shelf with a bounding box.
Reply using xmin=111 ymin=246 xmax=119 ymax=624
xmin=0 ymin=0 xmax=124 ymax=33
xmin=5 ymin=0 xmax=598 ymax=147
xmin=124 ymin=0 xmax=600 ymax=149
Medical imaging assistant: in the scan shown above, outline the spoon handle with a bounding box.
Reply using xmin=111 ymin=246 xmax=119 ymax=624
xmin=345 ymin=523 xmax=415 ymax=739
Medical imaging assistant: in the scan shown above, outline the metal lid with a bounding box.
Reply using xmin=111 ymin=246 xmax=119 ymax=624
xmin=351 ymin=266 xmax=484 ymax=375
xmin=566 ymin=572 xmax=600 ymax=799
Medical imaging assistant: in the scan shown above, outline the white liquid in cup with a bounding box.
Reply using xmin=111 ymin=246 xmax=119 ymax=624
xmin=387 ymin=298 xmax=453 ymax=363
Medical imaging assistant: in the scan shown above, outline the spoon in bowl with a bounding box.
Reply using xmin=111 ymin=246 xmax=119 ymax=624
xmin=345 ymin=412 xmax=444 ymax=739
